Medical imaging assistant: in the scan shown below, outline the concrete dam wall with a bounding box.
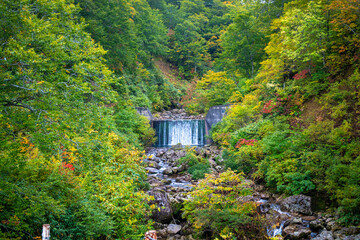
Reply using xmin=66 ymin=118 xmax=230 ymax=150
xmin=136 ymin=105 xmax=230 ymax=145
xmin=135 ymin=107 xmax=153 ymax=121
xmin=205 ymin=104 xmax=230 ymax=135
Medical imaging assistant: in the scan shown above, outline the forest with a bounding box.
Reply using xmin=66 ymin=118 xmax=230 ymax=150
xmin=0 ymin=0 xmax=359 ymax=239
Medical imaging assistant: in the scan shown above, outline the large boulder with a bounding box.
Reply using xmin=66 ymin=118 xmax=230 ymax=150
xmin=168 ymin=193 xmax=187 ymax=216
xmin=163 ymin=167 xmax=174 ymax=175
xmin=148 ymin=161 xmax=161 ymax=169
xmin=333 ymin=226 xmax=360 ymax=240
xmin=146 ymin=167 xmax=159 ymax=174
xmin=167 ymin=224 xmax=182 ymax=234
xmin=310 ymin=219 xmax=324 ymax=231
xmin=177 ymin=163 xmax=187 ymax=172
xmin=165 ymin=149 xmax=175 ymax=159
xmin=280 ymin=194 xmax=312 ymax=215
xmin=312 ymin=230 xmax=334 ymax=240
xmin=208 ymin=158 xmax=217 ymax=167
xmin=283 ymin=224 xmax=312 ymax=239
xmin=176 ymin=150 xmax=186 ymax=159
xmin=342 ymin=234 xmax=360 ymax=240
xmin=148 ymin=190 xmax=173 ymax=223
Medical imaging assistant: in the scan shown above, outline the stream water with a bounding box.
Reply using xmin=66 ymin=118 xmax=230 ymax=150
xmin=258 ymin=199 xmax=290 ymax=237
xmin=146 ymin=148 xmax=193 ymax=190
xmin=153 ymin=120 xmax=205 ymax=147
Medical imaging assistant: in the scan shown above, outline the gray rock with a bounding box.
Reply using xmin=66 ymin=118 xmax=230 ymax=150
xmin=195 ymin=147 xmax=203 ymax=156
xmin=165 ymin=150 xmax=175 ymax=158
xmin=177 ymin=150 xmax=186 ymax=158
xmin=148 ymin=190 xmax=173 ymax=223
xmin=163 ymin=167 xmax=174 ymax=175
xmin=342 ymin=227 xmax=360 ymax=235
xmin=177 ymin=164 xmax=187 ymax=172
xmin=146 ymin=167 xmax=159 ymax=174
xmin=167 ymin=224 xmax=182 ymax=234
xmin=281 ymin=194 xmax=312 ymax=215
xmin=153 ymin=222 xmax=167 ymax=229
xmin=148 ymin=161 xmax=161 ymax=169
xmin=312 ymin=230 xmax=334 ymax=240
xmin=292 ymin=217 xmax=303 ymax=224
xmin=342 ymin=234 xmax=360 ymax=240
xmin=156 ymin=229 xmax=167 ymax=238
xmin=208 ymin=158 xmax=217 ymax=167
xmin=157 ymin=151 xmax=165 ymax=157
xmin=260 ymin=193 xmax=270 ymax=199
xmin=150 ymin=182 xmax=164 ymax=188
xmin=283 ymin=225 xmax=312 ymax=239
xmin=302 ymin=216 xmax=317 ymax=221
xmin=254 ymin=184 xmax=265 ymax=192
xmin=310 ymin=219 xmax=324 ymax=231
xmin=334 ymin=227 xmax=360 ymax=240
xmin=161 ymin=179 xmax=172 ymax=185
xmin=215 ymin=165 xmax=223 ymax=172
xmin=326 ymin=221 xmax=340 ymax=232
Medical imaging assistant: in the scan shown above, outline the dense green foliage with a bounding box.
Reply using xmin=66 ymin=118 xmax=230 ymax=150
xmin=177 ymin=147 xmax=210 ymax=180
xmin=161 ymin=0 xmax=360 ymax=227
xmin=183 ymin=170 xmax=265 ymax=239
xmin=2 ymin=0 xmax=360 ymax=238
xmin=180 ymin=0 xmax=290 ymax=114
xmin=200 ymin=0 xmax=360 ymax=225
xmin=182 ymin=71 xmax=239 ymax=114
xmin=152 ymin=0 xmax=237 ymax=79
xmin=75 ymin=0 xmax=183 ymax=111
xmin=0 ymin=0 xmax=154 ymax=238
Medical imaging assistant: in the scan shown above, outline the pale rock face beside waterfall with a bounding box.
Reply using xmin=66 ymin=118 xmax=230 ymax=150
xmin=153 ymin=120 xmax=205 ymax=147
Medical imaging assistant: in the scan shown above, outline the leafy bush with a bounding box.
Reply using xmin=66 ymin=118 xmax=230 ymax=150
xmin=187 ymin=163 xmax=210 ymax=180
xmin=114 ymin=105 xmax=156 ymax=147
xmin=182 ymin=71 xmax=240 ymax=114
xmin=178 ymin=148 xmax=210 ymax=180
xmin=183 ymin=170 xmax=266 ymax=239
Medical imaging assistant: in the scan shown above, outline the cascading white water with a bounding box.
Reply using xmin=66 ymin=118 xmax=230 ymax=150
xmin=258 ymin=199 xmax=291 ymax=238
xmin=153 ymin=120 xmax=205 ymax=147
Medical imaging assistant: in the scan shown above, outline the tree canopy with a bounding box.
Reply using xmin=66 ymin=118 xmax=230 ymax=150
xmin=1 ymin=0 xmax=360 ymax=238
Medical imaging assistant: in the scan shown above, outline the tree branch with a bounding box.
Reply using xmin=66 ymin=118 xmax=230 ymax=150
xmin=63 ymin=136 xmax=80 ymax=149
xmin=9 ymin=84 xmax=48 ymax=94
xmin=2 ymin=101 xmax=38 ymax=112
xmin=341 ymin=22 xmax=359 ymax=35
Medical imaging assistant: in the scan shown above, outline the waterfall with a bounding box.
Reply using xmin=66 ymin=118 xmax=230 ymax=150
xmin=153 ymin=120 xmax=205 ymax=147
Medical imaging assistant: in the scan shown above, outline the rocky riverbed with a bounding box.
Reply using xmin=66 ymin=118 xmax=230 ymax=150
xmin=153 ymin=109 xmax=204 ymax=120
xmin=144 ymin=146 xmax=360 ymax=240
xmin=144 ymin=145 xmax=221 ymax=239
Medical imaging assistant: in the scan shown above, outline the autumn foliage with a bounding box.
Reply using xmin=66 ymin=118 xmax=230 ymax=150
xmin=183 ymin=170 xmax=266 ymax=239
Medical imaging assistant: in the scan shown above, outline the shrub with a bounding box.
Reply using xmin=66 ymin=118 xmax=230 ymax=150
xmin=187 ymin=163 xmax=210 ymax=180
xmin=183 ymin=170 xmax=266 ymax=239
xmin=178 ymin=148 xmax=210 ymax=180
